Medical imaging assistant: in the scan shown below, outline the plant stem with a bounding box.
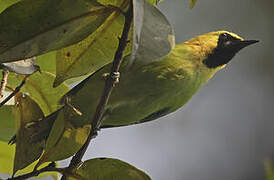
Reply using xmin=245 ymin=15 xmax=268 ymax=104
xmin=0 ymin=70 xmax=9 ymax=99
xmin=7 ymin=162 xmax=63 ymax=180
xmin=0 ymin=75 xmax=28 ymax=107
xmin=61 ymin=0 xmax=133 ymax=179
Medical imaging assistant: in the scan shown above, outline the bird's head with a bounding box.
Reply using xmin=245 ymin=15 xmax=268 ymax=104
xmin=186 ymin=31 xmax=259 ymax=69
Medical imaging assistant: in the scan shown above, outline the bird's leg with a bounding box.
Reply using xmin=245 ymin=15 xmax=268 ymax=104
xmin=110 ymin=71 xmax=120 ymax=84
xmin=102 ymin=72 xmax=120 ymax=84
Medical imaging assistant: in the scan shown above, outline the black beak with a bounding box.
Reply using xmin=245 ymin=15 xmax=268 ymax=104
xmin=235 ymin=40 xmax=259 ymax=50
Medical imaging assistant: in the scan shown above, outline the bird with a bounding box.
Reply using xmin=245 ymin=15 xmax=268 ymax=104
xmin=55 ymin=31 xmax=259 ymax=128
xmin=10 ymin=31 xmax=258 ymax=161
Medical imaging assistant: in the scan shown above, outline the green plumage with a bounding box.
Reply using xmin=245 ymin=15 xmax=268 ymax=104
xmin=64 ymin=44 xmax=217 ymax=128
xmin=60 ymin=31 xmax=234 ymax=128
xmin=21 ymin=31 xmax=258 ymax=148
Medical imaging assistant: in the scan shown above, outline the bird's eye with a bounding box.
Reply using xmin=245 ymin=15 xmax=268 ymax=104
xmin=220 ymin=33 xmax=229 ymax=41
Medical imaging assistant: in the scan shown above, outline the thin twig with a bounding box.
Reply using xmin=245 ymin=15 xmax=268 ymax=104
xmin=7 ymin=162 xmax=64 ymax=180
xmin=0 ymin=70 xmax=9 ymax=99
xmin=61 ymin=1 xmax=133 ymax=179
xmin=0 ymin=75 xmax=28 ymax=107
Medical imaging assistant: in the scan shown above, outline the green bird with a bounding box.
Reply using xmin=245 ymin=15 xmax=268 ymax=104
xmin=12 ymin=31 xmax=258 ymax=145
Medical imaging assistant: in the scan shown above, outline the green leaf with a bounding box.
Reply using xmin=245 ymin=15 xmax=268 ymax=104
xmin=0 ymin=0 xmax=19 ymax=13
xmin=0 ymin=71 xmax=68 ymax=145
xmin=265 ymin=160 xmax=274 ymax=180
xmin=36 ymin=107 xmax=90 ymax=168
xmin=97 ymin=0 xmax=129 ymax=6
xmin=2 ymin=72 xmax=69 ymax=116
xmin=36 ymin=51 xmax=57 ymax=75
xmin=13 ymin=93 xmax=45 ymax=175
xmin=54 ymin=0 xmax=132 ymax=87
xmin=0 ymin=0 xmax=113 ymax=63
xmin=190 ymin=0 xmax=197 ymax=9
xmin=0 ymin=105 xmax=16 ymax=142
xmin=0 ymin=57 xmax=40 ymax=75
xmin=128 ymin=0 xmax=175 ymax=68
xmin=68 ymin=158 xmax=151 ymax=180
xmin=0 ymin=141 xmax=14 ymax=175
xmin=0 ymin=141 xmax=58 ymax=179
xmin=43 ymin=109 xmax=66 ymax=152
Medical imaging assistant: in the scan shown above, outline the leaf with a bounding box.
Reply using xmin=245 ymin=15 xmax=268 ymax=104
xmin=98 ymin=0 xmax=160 ymax=6
xmin=265 ymin=160 xmax=274 ymax=180
xmin=36 ymin=107 xmax=90 ymax=168
xmin=127 ymin=0 xmax=175 ymax=69
xmin=97 ymin=0 xmax=129 ymax=6
xmin=13 ymin=93 xmax=45 ymax=174
xmin=0 ymin=141 xmax=58 ymax=179
xmin=0 ymin=57 xmax=40 ymax=75
xmin=190 ymin=0 xmax=197 ymax=9
xmin=0 ymin=141 xmax=15 ymax=175
xmin=0 ymin=105 xmax=16 ymax=142
xmin=53 ymin=0 xmax=170 ymax=87
xmin=0 ymin=0 xmax=113 ymax=63
xmin=68 ymin=158 xmax=151 ymax=180
xmin=2 ymin=72 xmax=69 ymax=116
xmin=36 ymin=51 xmax=57 ymax=75
xmin=53 ymin=0 xmax=132 ymax=87
xmin=0 ymin=0 xmax=19 ymax=13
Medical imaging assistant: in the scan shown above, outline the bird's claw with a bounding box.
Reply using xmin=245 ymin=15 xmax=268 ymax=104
xmin=102 ymin=72 xmax=120 ymax=84
xmin=110 ymin=72 xmax=120 ymax=84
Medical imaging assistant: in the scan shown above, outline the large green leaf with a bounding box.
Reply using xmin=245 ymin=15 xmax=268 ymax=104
xmin=36 ymin=51 xmax=57 ymax=75
xmin=68 ymin=158 xmax=151 ymax=180
xmin=1 ymin=72 xmax=69 ymax=116
xmin=127 ymin=0 xmax=175 ymax=69
xmin=0 ymin=141 xmax=58 ymax=179
xmin=54 ymin=0 xmax=132 ymax=87
xmin=13 ymin=93 xmax=45 ymax=175
xmin=0 ymin=0 xmax=113 ymax=63
xmin=0 ymin=0 xmax=19 ymax=13
xmin=36 ymin=107 xmax=90 ymax=168
xmin=0 ymin=105 xmax=15 ymax=142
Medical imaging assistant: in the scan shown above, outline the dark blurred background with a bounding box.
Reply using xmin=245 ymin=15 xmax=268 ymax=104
xmin=62 ymin=0 xmax=274 ymax=179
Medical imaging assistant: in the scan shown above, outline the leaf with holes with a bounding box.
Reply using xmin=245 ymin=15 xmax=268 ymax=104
xmin=68 ymin=158 xmax=151 ymax=180
xmin=0 ymin=0 xmax=113 ymax=63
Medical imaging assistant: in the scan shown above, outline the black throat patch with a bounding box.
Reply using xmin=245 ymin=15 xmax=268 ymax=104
xmin=203 ymin=33 xmax=242 ymax=68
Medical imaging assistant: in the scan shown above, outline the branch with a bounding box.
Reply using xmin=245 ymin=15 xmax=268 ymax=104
xmin=7 ymin=162 xmax=63 ymax=180
xmin=61 ymin=0 xmax=133 ymax=179
xmin=0 ymin=70 xmax=9 ymax=99
xmin=0 ymin=75 xmax=28 ymax=107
